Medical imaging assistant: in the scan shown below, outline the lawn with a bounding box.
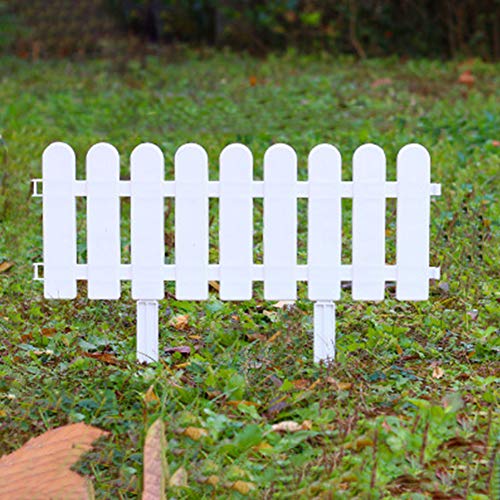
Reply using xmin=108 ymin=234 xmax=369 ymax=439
xmin=0 ymin=52 xmax=499 ymax=498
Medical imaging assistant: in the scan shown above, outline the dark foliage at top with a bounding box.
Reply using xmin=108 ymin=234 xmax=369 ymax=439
xmin=1 ymin=0 xmax=499 ymax=59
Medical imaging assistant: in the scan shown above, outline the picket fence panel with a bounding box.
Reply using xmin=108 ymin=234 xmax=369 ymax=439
xmin=35 ymin=141 xmax=441 ymax=363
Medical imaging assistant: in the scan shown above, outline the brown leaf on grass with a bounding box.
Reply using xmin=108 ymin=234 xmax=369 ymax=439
xmin=431 ymin=492 xmax=464 ymax=500
xmin=142 ymin=419 xmax=168 ymax=500
xmin=291 ymin=379 xmax=310 ymax=390
xmin=230 ymin=480 xmax=256 ymax=495
xmin=267 ymin=330 xmax=281 ymax=342
xmin=169 ymin=466 xmax=188 ymax=487
xmin=345 ymin=436 xmax=374 ymax=451
xmin=164 ymin=346 xmax=191 ymax=356
xmin=0 ymin=261 xmax=14 ymax=273
xmin=271 ymin=420 xmax=312 ymax=433
xmin=0 ymin=423 xmax=108 ymax=500
xmin=458 ymin=70 xmax=475 ymax=88
xmin=432 ymin=366 xmax=444 ymax=379
xmin=208 ymin=280 xmax=220 ymax=292
xmin=41 ymin=327 xmax=57 ymax=337
xmin=371 ymin=77 xmax=392 ymax=88
xmin=439 ymin=436 xmax=486 ymax=453
xmin=245 ymin=332 xmax=267 ymax=341
xmin=272 ymin=300 xmax=295 ymax=309
xmin=170 ymin=315 xmax=189 ymax=331
xmin=388 ymin=473 xmax=431 ymax=494
xmin=83 ymin=352 xmax=119 ymax=365
xmin=205 ymin=474 xmax=219 ymax=486
xmin=182 ymin=427 xmax=208 ymax=441
xmin=326 ymin=377 xmax=353 ymax=391
xmin=226 ymin=400 xmax=259 ymax=408
xmin=144 ymin=385 xmax=160 ymax=405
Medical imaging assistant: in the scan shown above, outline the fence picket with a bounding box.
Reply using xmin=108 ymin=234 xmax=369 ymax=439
xmin=263 ymin=144 xmax=297 ymax=300
xmin=86 ymin=143 xmax=121 ymax=299
xmin=175 ymin=144 xmax=209 ymax=300
xmin=396 ymin=144 xmax=431 ymax=300
xmin=308 ymin=144 xmax=342 ymax=300
xmin=219 ymin=144 xmax=253 ymax=300
xmin=131 ymin=144 xmax=165 ymax=300
xmin=352 ymin=144 xmax=386 ymax=300
xmin=42 ymin=142 xmax=77 ymax=299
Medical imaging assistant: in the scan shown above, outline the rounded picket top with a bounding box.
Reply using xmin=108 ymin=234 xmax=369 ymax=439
xmin=353 ymin=143 xmax=386 ymax=180
xmin=220 ymin=143 xmax=252 ymax=179
xmin=175 ymin=143 xmax=208 ymax=178
xmin=397 ymin=143 xmax=430 ymax=182
xmin=86 ymin=143 xmax=120 ymax=179
xmin=308 ymin=144 xmax=341 ymax=180
xmin=264 ymin=143 xmax=296 ymax=163
xmin=131 ymin=143 xmax=164 ymax=180
xmin=42 ymin=142 xmax=76 ymax=178
xmin=264 ymin=143 xmax=297 ymax=181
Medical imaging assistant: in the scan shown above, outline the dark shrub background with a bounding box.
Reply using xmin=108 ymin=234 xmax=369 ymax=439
xmin=1 ymin=0 xmax=498 ymax=59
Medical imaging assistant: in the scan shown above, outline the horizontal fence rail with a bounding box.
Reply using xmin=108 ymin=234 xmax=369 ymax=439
xmin=34 ymin=141 xmax=441 ymax=363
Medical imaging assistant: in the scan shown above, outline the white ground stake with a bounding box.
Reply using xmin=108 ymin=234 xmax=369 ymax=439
xmin=137 ymin=300 xmax=159 ymax=363
xmin=313 ymin=301 xmax=336 ymax=363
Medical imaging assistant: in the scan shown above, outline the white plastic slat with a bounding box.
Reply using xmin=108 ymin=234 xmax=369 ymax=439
xmin=86 ymin=143 xmax=121 ymax=299
xmin=42 ymin=142 xmax=77 ymax=298
xmin=263 ymin=144 xmax=297 ymax=300
xmin=314 ymin=302 xmax=336 ymax=362
xmin=137 ymin=300 xmax=159 ymax=363
xmin=396 ymin=144 xmax=431 ymax=300
xmin=308 ymin=144 xmax=342 ymax=300
xmin=352 ymin=144 xmax=386 ymax=300
xmin=219 ymin=144 xmax=253 ymax=300
xmin=175 ymin=144 xmax=209 ymax=300
xmin=130 ymin=144 xmax=165 ymax=300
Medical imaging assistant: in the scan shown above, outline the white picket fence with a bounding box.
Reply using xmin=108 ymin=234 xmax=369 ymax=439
xmin=32 ymin=142 xmax=441 ymax=363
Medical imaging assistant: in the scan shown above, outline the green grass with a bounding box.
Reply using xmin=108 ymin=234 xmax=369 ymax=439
xmin=0 ymin=52 xmax=499 ymax=498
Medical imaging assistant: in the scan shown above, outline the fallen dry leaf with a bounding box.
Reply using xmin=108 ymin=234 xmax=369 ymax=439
xmin=41 ymin=327 xmax=57 ymax=337
xmin=371 ymin=77 xmax=392 ymax=88
xmin=144 ymin=385 xmax=160 ymax=405
xmin=458 ymin=70 xmax=475 ymax=88
xmin=169 ymin=466 xmax=188 ymax=488
xmin=208 ymin=280 xmax=220 ymax=292
xmin=345 ymin=436 xmax=374 ymax=451
xmin=183 ymin=427 xmax=208 ymax=441
xmin=164 ymin=346 xmax=191 ymax=356
xmin=142 ymin=419 xmax=168 ymax=500
xmin=231 ymin=480 xmax=256 ymax=495
xmin=0 ymin=261 xmax=14 ymax=273
xmin=326 ymin=378 xmax=353 ymax=391
xmin=170 ymin=315 xmax=189 ymax=331
xmin=439 ymin=436 xmax=486 ymax=453
xmin=267 ymin=330 xmax=281 ymax=342
xmin=271 ymin=420 xmax=312 ymax=433
xmin=253 ymin=441 xmax=272 ymax=452
xmin=83 ymin=352 xmax=119 ymax=365
xmin=226 ymin=400 xmax=259 ymax=408
xmin=0 ymin=422 xmax=108 ymax=500
xmin=205 ymin=475 xmax=219 ymax=486
xmin=272 ymin=300 xmax=295 ymax=309
xmin=291 ymin=379 xmax=310 ymax=390
xmin=432 ymin=366 xmax=444 ymax=379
